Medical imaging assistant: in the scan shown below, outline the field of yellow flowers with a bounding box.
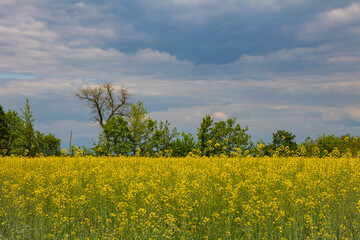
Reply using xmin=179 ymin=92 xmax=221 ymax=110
xmin=1 ymin=155 xmax=360 ymax=239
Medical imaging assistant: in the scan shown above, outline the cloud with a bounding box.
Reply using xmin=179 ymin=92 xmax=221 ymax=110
xmin=1 ymin=0 xmax=360 ymax=147
xmin=228 ymin=43 xmax=360 ymax=78
xmin=74 ymin=2 xmax=85 ymax=8
xmin=0 ymin=1 xmax=157 ymax=76
xmin=323 ymin=3 xmax=360 ymax=24
xmin=139 ymin=0 xmax=309 ymax=25
xmin=135 ymin=48 xmax=178 ymax=62
xmin=149 ymin=101 xmax=360 ymax=143
xmin=321 ymin=107 xmax=360 ymax=128
xmin=0 ymin=78 xmax=84 ymax=97
xmin=0 ymin=73 xmax=37 ymax=79
xmin=171 ymin=0 xmax=307 ymax=11
xmin=214 ymin=112 xmax=228 ymax=120
xmin=235 ymin=46 xmax=329 ymax=63
xmin=299 ymin=3 xmax=360 ymax=42
xmin=327 ymin=56 xmax=360 ymax=63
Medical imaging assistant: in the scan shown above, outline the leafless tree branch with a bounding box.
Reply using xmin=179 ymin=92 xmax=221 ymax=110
xmin=75 ymin=82 xmax=131 ymax=128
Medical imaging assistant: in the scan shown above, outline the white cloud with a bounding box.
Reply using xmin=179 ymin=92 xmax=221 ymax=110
xmin=321 ymin=107 xmax=360 ymax=124
xmin=0 ymin=2 xmax=154 ymax=76
xmin=1 ymin=0 xmax=360 ymax=147
xmin=134 ymin=48 xmax=178 ymax=62
xmin=144 ymin=0 xmax=308 ymax=24
xmin=214 ymin=112 xmax=228 ymax=120
xmin=323 ymin=3 xmax=360 ymax=25
xmin=149 ymin=104 xmax=250 ymax=133
xmin=74 ymin=2 xmax=85 ymax=8
xmin=346 ymin=108 xmax=360 ymax=122
xmin=172 ymin=0 xmax=214 ymax=6
xmin=0 ymin=0 xmax=14 ymax=5
xmin=327 ymin=56 xmax=360 ymax=63
xmin=322 ymin=110 xmax=342 ymax=122
xmin=171 ymin=0 xmax=306 ymax=9
xmin=149 ymin=102 xmax=360 ymax=143
xmin=0 ymin=78 xmax=84 ymax=97
xmin=235 ymin=45 xmax=333 ymax=64
xmin=299 ymin=3 xmax=360 ymax=41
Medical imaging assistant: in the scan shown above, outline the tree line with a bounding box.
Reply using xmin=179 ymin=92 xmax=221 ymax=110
xmin=0 ymin=99 xmax=61 ymax=157
xmin=1 ymin=82 xmax=359 ymax=157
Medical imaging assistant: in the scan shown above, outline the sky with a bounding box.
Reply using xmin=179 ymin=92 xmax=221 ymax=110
xmin=1 ymin=0 xmax=360 ymax=149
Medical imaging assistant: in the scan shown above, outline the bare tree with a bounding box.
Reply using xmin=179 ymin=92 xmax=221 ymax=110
xmin=75 ymin=82 xmax=131 ymax=128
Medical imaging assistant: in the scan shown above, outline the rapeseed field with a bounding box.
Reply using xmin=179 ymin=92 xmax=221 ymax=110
xmin=1 ymin=155 xmax=360 ymax=239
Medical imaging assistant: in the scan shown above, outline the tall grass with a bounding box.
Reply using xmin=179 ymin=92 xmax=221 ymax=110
xmin=1 ymin=155 xmax=360 ymax=239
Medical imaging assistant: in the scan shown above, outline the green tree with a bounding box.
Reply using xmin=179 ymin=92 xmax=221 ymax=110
xmin=197 ymin=115 xmax=252 ymax=156
xmin=19 ymin=99 xmax=37 ymax=156
xmin=150 ymin=120 xmax=178 ymax=155
xmin=264 ymin=130 xmax=297 ymax=156
xmin=128 ymin=101 xmax=156 ymax=155
xmin=5 ymin=110 xmax=24 ymax=155
xmin=339 ymin=134 xmax=360 ymax=157
xmin=212 ymin=118 xmax=251 ymax=156
xmin=2 ymin=101 xmax=61 ymax=156
xmin=298 ymin=136 xmax=316 ymax=157
xmin=272 ymin=130 xmax=297 ymax=149
xmin=0 ymin=104 xmax=10 ymax=154
xmin=171 ymin=132 xmax=196 ymax=157
xmin=197 ymin=114 xmax=214 ymax=156
xmin=96 ymin=115 xmax=133 ymax=156
xmin=35 ymin=132 xmax=61 ymax=156
xmin=315 ymin=134 xmax=343 ymax=157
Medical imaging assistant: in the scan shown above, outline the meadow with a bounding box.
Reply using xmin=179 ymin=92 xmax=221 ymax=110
xmin=1 ymin=155 xmax=360 ymax=239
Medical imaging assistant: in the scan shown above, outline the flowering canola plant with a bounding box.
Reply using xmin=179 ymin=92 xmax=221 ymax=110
xmin=1 ymin=155 xmax=360 ymax=239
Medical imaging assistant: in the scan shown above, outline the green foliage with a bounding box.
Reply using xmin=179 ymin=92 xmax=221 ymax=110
xmin=9 ymin=95 xmax=360 ymax=158
xmin=197 ymin=114 xmax=214 ymax=156
xmin=272 ymin=130 xmax=297 ymax=150
xmin=262 ymin=133 xmax=359 ymax=158
xmin=1 ymin=100 xmax=61 ymax=157
xmin=171 ymin=132 xmax=196 ymax=157
xmin=297 ymin=136 xmax=316 ymax=157
xmin=4 ymin=110 xmax=23 ymax=155
xmin=96 ymin=102 xmax=179 ymax=157
xmin=265 ymin=130 xmax=297 ymax=157
xmin=76 ymin=82 xmax=131 ymax=128
xmin=128 ymin=101 xmax=157 ymax=155
xmin=69 ymin=145 xmax=84 ymax=156
xmin=35 ymin=132 xmax=61 ymax=156
xmin=315 ymin=134 xmax=342 ymax=156
xmin=212 ymin=117 xmax=251 ymax=156
xmin=0 ymin=105 xmax=10 ymax=154
xmin=250 ymin=141 xmax=266 ymax=157
xmin=18 ymin=98 xmax=37 ymax=156
xmin=150 ymin=120 xmax=178 ymax=155
xmin=340 ymin=134 xmax=360 ymax=157
xmin=97 ymin=115 xmax=134 ymax=156
xmin=313 ymin=133 xmax=359 ymax=157
xmin=197 ymin=115 xmax=251 ymax=157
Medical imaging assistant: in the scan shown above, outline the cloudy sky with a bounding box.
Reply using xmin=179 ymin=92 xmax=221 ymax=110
xmin=1 ymin=0 xmax=360 ymax=148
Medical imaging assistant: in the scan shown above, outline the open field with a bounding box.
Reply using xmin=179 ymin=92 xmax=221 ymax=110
xmin=1 ymin=155 xmax=360 ymax=239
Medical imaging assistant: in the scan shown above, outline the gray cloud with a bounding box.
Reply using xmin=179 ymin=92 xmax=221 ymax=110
xmin=1 ymin=0 xmax=359 ymax=147
xmin=298 ymin=3 xmax=360 ymax=42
